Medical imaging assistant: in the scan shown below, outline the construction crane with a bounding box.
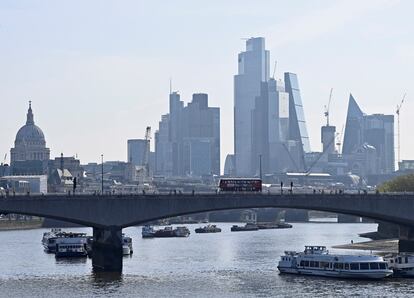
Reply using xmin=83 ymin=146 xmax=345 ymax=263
xmin=324 ymin=88 xmax=333 ymax=126
xmin=396 ymin=93 xmax=406 ymax=164
xmin=143 ymin=126 xmax=151 ymax=176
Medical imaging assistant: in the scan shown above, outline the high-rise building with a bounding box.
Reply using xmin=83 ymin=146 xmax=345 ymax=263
xmin=127 ymin=139 xmax=148 ymax=166
xmin=342 ymin=94 xmax=395 ymax=174
xmin=155 ymin=92 xmax=220 ymax=177
xmin=234 ymin=37 xmax=269 ymax=176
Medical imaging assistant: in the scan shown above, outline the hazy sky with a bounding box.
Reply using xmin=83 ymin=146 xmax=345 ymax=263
xmin=1 ymin=0 xmax=413 ymax=171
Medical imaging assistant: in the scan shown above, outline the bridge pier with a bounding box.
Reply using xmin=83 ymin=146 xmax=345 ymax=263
xmin=92 ymin=227 xmax=123 ymax=272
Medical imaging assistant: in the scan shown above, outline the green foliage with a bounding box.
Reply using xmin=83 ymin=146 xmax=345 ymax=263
xmin=378 ymin=174 xmax=414 ymax=192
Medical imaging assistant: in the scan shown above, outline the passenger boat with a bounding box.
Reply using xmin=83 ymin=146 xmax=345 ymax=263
xmin=385 ymin=253 xmax=414 ymax=277
xmin=277 ymin=246 xmax=393 ymax=279
xmin=142 ymin=225 xmax=155 ymax=238
xmin=55 ymin=243 xmax=88 ymax=258
xmin=43 ymin=231 xmax=88 ymax=253
xmin=231 ymin=223 xmax=259 ymax=232
xmin=41 ymin=228 xmax=61 ymax=250
xmin=195 ymin=224 xmax=222 ymax=233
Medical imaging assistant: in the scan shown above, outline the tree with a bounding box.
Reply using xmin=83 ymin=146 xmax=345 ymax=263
xmin=378 ymin=174 xmax=414 ymax=192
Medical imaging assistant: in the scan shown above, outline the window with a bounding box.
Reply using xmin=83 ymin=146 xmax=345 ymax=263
xmin=310 ymin=261 xmax=315 ymax=267
xmin=370 ymin=263 xmax=379 ymax=270
xmin=379 ymin=263 xmax=386 ymax=269
xmin=345 ymin=263 xmax=349 ymax=270
xmin=406 ymin=257 xmax=409 ymax=263
xmin=350 ymin=263 xmax=359 ymax=270
xmin=333 ymin=263 xmax=339 ymax=269
xmin=300 ymin=261 xmax=304 ymax=267
xmin=304 ymin=261 xmax=309 ymax=267
xmin=360 ymin=263 xmax=369 ymax=270
xmin=314 ymin=262 xmax=319 ymax=268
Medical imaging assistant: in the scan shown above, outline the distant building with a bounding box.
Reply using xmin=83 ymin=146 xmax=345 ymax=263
xmin=127 ymin=139 xmax=148 ymax=166
xmin=342 ymin=94 xmax=394 ymax=174
xmin=0 ymin=175 xmax=47 ymax=194
xmin=10 ymin=102 xmax=50 ymax=175
xmin=224 ymin=154 xmax=235 ymax=176
xmin=155 ymin=92 xmax=220 ymax=177
xmin=234 ymin=37 xmax=269 ymax=176
xmin=234 ymin=38 xmax=310 ymax=176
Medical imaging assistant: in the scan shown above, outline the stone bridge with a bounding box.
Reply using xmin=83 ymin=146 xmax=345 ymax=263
xmin=1 ymin=193 xmax=413 ymax=271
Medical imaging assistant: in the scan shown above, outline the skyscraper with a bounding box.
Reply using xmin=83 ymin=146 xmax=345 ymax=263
xmin=342 ymin=94 xmax=395 ymax=174
xmin=234 ymin=37 xmax=269 ymax=176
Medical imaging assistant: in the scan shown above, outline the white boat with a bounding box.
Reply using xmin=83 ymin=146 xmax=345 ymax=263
xmin=43 ymin=231 xmax=88 ymax=254
xmin=55 ymin=243 xmax=87 ymax=258
xmin=278 ymin=246 xmax=393 ymax=279
xmin=122 ymin=234 xmax=133 ymax=255
xmin=174 ymin=226 xmax=190 ymax=237
xmin=41 ymin=228 xmax=61 ymax=250
xmin=385 ymin=253 xmax=414 ymax=277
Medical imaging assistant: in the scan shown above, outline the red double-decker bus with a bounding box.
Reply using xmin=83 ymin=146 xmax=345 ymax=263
xmin=219 ymin=178 xmax=262 ymax=192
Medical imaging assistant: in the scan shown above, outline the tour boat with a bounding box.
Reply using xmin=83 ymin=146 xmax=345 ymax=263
xmin=277 ymin=246 xmax=393 ymax=279
xmin=43 ymin=231 xmax=88 ymax=253
xmin=174 ymin=226 xmax=190 ymax=237
xmin=55 ymin=243 xmax=88 ymax=258
xmin=385 ymin=253 xmax=414 ymax=277
xmin=150 ymin=226 xmax=190 ymax=238
xmin=195 ymin=224 xmax=222 ymax=233
xmin=41 ymin=228 xmax=61 ymax=250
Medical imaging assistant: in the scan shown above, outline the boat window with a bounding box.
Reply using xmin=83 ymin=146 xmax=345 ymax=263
xmin=350 ymin=263 xmax=359 ymax=270
xmin=300 ymin=260 xmax=304 ymax=267
xmin=406 ymin=257 xmax=409 ymax=263
xmin=338 ymin=263 xmax=344 ymax=269
xmin=310 ymin=261 xmax=315 ymax=267
xmin=304 ymin=261 xmax=309 ymax=267
xmin=319 ymin=262 xmax=328 ymax=268
xmin=369 ymin=263 xmax=379 ymax=270
xmin=344 ymin=263 xmax=349 ymax=270
xmin=398 ymin=257 xmax=402 ymax=264
xmin=379 ymin=263 xmax=386 ymax=269
xmin=314 ymin=262 xmax=319 ymax=268
xmin=360 ymin=263 xmax=369 ymax=270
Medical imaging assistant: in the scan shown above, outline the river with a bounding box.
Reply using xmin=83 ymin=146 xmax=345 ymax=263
xmin=0 ymin=222 xmax=413 ymax=297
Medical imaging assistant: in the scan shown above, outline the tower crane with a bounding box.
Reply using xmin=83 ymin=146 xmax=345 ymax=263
xmin=143 ymin=126 xmax=151 ymax=177
xmin=324 ymin=88 xmax=333 ymax=126
xmin=396 ymin=93 xmax=406 ymax=165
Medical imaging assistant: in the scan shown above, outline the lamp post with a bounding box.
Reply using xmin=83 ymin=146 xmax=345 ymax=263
xmin=101 ymin=154 xmax=104 ymax=195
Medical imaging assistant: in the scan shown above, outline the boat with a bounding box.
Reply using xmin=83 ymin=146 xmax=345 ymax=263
xmin=231 ymin=223 xmax=259 ymax=232
xmin=122 ymin=234 xmax=133 ymax=255
xmin=142 ymin=225 xmax=155 ymax=238
xmin=42 ymin=230 xmax=88 ymax=253
xmin=195 ymin=224 xmax=222 ymax=233
xmin=385 ymin=253 xmax=414 ymax=277
xmin=151 ymin=226 xmax=190 ymax=238
xmin=55 ymin=243 xmax=88 ymax=258
xmin=174 ymin=226 xmax=190 ymax=237
xmin=257 ymin=222 xmax=293 ymax=229
xmin=41 ymin=228 xmax=61 ymax=250
xmin=277 ymin=245 xmax=393 ymax=279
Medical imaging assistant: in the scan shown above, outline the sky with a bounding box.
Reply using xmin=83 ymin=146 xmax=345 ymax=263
xmin=1 ymin=0 xmax=413 ymax=172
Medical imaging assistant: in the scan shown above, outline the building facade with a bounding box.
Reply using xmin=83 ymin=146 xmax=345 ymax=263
xmin=10 ymin=102 xmax=50 ymax=175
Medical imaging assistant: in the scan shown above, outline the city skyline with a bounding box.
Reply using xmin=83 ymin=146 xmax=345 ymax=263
xmin=1 ymin=0 xmax=413 ymax=170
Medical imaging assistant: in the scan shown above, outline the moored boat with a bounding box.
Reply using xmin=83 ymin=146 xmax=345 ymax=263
xmin=385 ymin=253 xmax=414 ymax=277
xmin=231 ymin=223 xmax=259 ymax=232
xmin=122 ymin=234 xmax=133 ymax=255
xmin=174 ymin=226 xmax=190 ymax=237
xmin=257 ymin=222 xmax=293 ymax=229
xmin=43 ymin=231 xmax=88 ymax=253
xmin=151 ymin=226 xmax=191 ymax=238
xmin=55 ymin=243 xmax=87 ymax=258
xmin=195 ymin=224 xmax=221 ymax=233
xmin=277 ymin=245 xmax=393 ymax=279
xmin=142 ymin=225 xmax=155 ymax=238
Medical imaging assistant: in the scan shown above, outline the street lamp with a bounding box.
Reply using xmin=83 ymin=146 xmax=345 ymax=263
xmin=101 ymin=154 xmax=104 ymax=195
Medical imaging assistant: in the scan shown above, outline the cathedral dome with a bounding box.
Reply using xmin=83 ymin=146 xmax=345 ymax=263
xmin=14 ymin=102 xmax=46 ymax=146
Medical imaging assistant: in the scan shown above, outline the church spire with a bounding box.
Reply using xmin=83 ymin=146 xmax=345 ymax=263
xmin=26 ymin=100 xmax=34 ymax=125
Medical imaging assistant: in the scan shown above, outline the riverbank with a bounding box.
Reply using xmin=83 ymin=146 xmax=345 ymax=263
xmin=333 ymin=238 xmax=398 ymax=253
xmin=0 ymin=218 xmax=43 ymax=231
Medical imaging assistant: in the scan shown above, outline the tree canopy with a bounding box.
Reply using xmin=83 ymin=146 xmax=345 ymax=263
xmin=378 ymin=174 xmax=414 ymax=192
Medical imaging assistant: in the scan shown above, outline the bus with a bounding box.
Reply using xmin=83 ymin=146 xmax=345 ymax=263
xmin=219 ymin=178 xmax=262 ymax=192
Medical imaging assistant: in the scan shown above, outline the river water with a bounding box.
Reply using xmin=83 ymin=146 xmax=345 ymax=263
xmin=0 ymin=222 xmax=413 ymax=297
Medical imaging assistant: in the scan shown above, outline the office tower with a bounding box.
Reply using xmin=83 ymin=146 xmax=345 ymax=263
xmin=343 ymin=94 xmax=395 ymax=174
xmin=234 ymin=37 xmax=269 ymax=176
xmin=321 ymin=125 xmax=336 ymax=155
xmin=155 ymin=93 xmax=220 ymax=177
xmin=127 ymin=139 xmax=148 ymax=166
